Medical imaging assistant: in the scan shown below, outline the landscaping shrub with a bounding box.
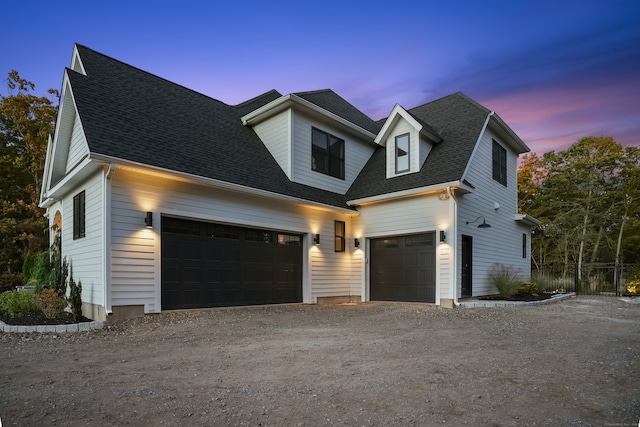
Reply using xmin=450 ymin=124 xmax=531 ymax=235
xmin=22 ymin=249 xmax=53 ymax=293
xmin=37 ymin=288 xmax=67 ymax=319
xmin=518 ymin=281 xmax=539 ymax=295
xmin=68 ymin=274 xmax=83 ymax=322
xmin=488 ymin=263 xmax=521 ymax=297
xmin=627 ymin=277 xmax=640 ymax=295
xmin=0 ymin=290 xmax=40 ymax=317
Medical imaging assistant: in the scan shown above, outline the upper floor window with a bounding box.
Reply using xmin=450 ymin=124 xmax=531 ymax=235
xmin=492 ymin=139 xmax=507 ymax=186
xmin=395 ymin=133 xmax=410 ymax=173
xmin=73 ymin=190 xmax=86 ymax=240
xmin=311 ymin=127 xmax=345 ymax=179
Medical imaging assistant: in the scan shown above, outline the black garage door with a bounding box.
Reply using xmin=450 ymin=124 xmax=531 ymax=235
xmin=161 ymin=217 xmax=302 ymax=310
xmin=370 ymin=233 xmax=436 ymax=303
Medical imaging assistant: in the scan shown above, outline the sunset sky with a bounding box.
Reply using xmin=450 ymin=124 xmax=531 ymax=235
xmin=4 ymin=0 xmax=639 ymax=155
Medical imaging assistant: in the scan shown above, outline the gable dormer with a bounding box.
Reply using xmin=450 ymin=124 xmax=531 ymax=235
xmin=375 ymin=104 xmax=442 ymax=179
xmin=241 ymin=91 xmax=377 ymax=194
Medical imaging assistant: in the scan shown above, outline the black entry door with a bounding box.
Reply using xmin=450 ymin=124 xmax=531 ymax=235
xmin=370 ymin=233 xmax=436 ymax=303
xmin=461 ymin=235 xmax=472 ymax=298
xmin=161 ymin=217 xmax=302 ymax=310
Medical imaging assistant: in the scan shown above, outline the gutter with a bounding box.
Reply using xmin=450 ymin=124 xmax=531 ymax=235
xmin=447 ymin=186 xmax=461 ymax=307
xmin=104 ymin=163 xmax=116 ymax=315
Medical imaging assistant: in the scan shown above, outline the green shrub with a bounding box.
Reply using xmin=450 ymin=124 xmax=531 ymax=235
xmin=518 ymin=281 xmax=539 ymax=295
xmin=488 ymin=263 xmax=521 ymax=297
xmin=68 ymin=275 xmax=83 ymax=322
xmin=0 ymin=290 xmax=40 ymax=317
xmin=37 ymin=288 xmax=67 ymax=319
xmin=22 ymin=250 xmax=53 ymax=293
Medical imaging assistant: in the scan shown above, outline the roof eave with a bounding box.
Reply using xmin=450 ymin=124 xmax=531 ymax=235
xmin=515 ymin=213 xmax=542 ymax=228
xmin=489 ymin=112 xmax=530 ymax=154
xmin=89 ymin=153 xmax=356 ymax=214
xmin=347 ymin=180 xmax=463 ymax=207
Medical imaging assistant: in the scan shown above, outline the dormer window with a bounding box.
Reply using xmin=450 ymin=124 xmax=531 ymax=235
xmin=312 ymin=127 xmax=345 ymax=179
xmin=395 ymin=133 xmax=410 ymax=173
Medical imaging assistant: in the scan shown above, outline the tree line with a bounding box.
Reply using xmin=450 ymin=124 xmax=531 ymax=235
xmin=518 ymin=136 xmax=640 ymax=280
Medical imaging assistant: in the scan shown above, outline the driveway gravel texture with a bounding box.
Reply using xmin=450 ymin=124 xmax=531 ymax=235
xmin=1 ymin=296 xmax=639 ymax=426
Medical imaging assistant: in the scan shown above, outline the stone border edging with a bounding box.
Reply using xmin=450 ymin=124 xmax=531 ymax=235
xmin=459 ymin=292 xmax=576 ymax=308
xmin=0 ymin=319 xmax=104 ymax=333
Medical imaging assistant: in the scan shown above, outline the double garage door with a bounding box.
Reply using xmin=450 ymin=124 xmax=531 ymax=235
xmin=161 ymin=217 xmax=302 ymax=310
xmin=370 ymin=232 xmax=436 ymax=303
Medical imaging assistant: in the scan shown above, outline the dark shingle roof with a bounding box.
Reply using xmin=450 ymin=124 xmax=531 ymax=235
xmin=70 ymin=45 xmax=354 ymax=209
xmin=345 ymin=93 xmax=490 ymax=201
xmin=68 ymin=45 xmax=495 ymax=209
xmin=294 ymin=89 xmax=380 ymax=135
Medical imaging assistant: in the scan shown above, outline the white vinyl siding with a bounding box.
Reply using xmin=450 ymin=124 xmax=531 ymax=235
xmin=65 ymin=114 xmax=89 ymax=174
xmin=291 ymin=110 xmax=374 ymax=194
xmin=419 ymin=136 xmax=433 ymax=169
xmin=385 ymin=117 xmax=421 ymax=178
xmin=252 ymin=110 xmax=292 ymax=178
xmin=459 ymin=128 xmax=530 ymax=296
xmin=353 ymin=195 xmax=451 ymax=303
xmin=61 ymin=171 xmax=104 ymax=306
xmin=109 ymin=168 xmax=359 ymax=310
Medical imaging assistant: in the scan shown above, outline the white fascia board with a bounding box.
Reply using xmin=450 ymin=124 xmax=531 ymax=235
xmin=88 ymin=153 xmax=357 ymax=215
xmin=40 ymin=134 xmax=55 ymax=206
xmin=460 ymin=113 xmax=491 ymax=184
xmin=488 ymin=112 xmax=530 ymax=154
xmin=241 ymin=93 xmax=377 ymax=141
xmin=374 ymin=104 xmax=423 ymax=145
xmin=347 ymin=180 xmax=463 ymax=207
xmin=39 ymin=156 xmax=101 ymax=207
xmin=515 ymin=213 xmax=542 ymax=228
xmin=71 ymin=44 xmax=86 ymax=75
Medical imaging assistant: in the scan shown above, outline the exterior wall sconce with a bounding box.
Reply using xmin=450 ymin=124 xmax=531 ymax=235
xmin=313 ymin=234 xmax=320 ymax=245
xmin=145 ymin=211 xmax=153 ymax=228
xmin=439 ymin=230 xmax=446 ymax=242
xmin=354 ymin=238 xmax=360 ymax=248
xmin=466 ymin=216 xmax=491 ymax=228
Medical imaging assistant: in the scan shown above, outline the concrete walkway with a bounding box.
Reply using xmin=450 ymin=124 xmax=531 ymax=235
xmin=459 ymin=292 xmax=576 ymax=308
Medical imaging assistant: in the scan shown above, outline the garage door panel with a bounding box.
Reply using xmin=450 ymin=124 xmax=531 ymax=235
xmin=370 ymin=233 xmax=436 ymax=303
xmin=161 ymin=217 xmax=302 ymax=310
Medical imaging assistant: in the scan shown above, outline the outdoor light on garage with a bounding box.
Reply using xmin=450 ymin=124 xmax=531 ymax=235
xmin=439 ymin=230 xmax=446 ymax=243
xmin=313 ymin=233 xmax=320 ymax=245
xmin=145 ymin=211 xmax=153 ymax=228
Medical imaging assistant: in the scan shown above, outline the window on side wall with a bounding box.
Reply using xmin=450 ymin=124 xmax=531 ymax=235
xmin=395 ymin=133 xmax=410 ymax=173
xmin=522 ymin=233 xmax=527 ymax=258
xmin=73 ymin=190 xmax=86 ymax=240
xmin=492 ymin=139 xmax=507 ymax=186
xmin=334 ymin=220 xmax=345 ymax=252
xmin=311 ymin=127 xmax=345 ymax=179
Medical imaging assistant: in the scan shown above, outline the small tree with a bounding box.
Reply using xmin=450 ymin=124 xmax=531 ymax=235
xmin=49 ymin=227 xmax=68 ymax=297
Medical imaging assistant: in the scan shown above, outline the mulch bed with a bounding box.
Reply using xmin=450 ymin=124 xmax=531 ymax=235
xmin=478 ymin=293 xmax=557 ymax=302
xmin=0 ymin=312 xmax=92 ymax=326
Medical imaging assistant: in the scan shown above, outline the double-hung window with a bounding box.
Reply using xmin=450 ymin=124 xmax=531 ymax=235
xmin=312 ymin=127 xmax=345 ymax=179
xmin=73 ymin=190 xmax=86 ymax=240
xmin=395 ymin=133 xmax=410 ymax=173
xmin=492 ymin=139 xmax=507 ymax=186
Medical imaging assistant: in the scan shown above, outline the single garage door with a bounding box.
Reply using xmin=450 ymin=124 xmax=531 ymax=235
xmin=161 ymin=217 xmax=302 ymax=310
xmin=370 ymin=232 xmax=436 ymax=303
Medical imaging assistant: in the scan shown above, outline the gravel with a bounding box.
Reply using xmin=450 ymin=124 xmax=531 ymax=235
xmin=1 ymin=296 xmax=639 ymax=426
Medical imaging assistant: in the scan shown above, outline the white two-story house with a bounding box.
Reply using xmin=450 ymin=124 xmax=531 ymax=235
xmin=40 ymin=45 xmax=539 ymax=322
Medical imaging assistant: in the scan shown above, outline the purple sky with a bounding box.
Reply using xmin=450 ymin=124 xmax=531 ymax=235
xmin=4 ymin=0 xmax=639 ymax=155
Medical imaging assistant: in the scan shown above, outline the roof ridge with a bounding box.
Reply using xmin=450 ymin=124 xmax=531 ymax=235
xmin=74 ymin=43 xmax=231 ymax=107
xmin=233 ymin=89 xmax=281 ymax=107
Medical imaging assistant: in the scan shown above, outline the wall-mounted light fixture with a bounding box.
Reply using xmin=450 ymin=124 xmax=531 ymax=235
xmin=466 ymin=216 xmax=491 ymax=228
xmin=313 ymin=233 xmax=320 ymax=245
xmin=145 ymin=212 xmax=153 ymax=228
xmin=354 ymin=238 xmax=360 ymax=248
xmin=439 ymin=230 xmax=446 ymax=242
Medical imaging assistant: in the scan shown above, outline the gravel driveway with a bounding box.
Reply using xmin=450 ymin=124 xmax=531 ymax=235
xmin=1 ymin=296 xmax=639 ymax=426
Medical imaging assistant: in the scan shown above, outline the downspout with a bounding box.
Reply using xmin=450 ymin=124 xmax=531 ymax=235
xmin=104 ymin=163 xmax=116 ymax=315
xmin=447 ymin=186 xmax=461 ymax=306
